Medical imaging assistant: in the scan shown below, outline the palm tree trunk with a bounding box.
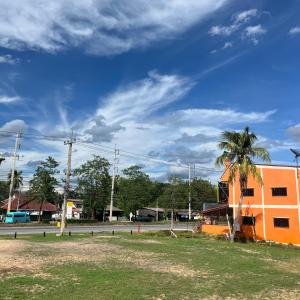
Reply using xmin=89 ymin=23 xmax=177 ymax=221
xmin=231 ymin=189 xmax=244 ymax=242
xmin=38 ymin=199 xmax=44 ymax=223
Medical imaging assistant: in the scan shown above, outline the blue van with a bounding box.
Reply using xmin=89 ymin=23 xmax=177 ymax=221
xmin=5 ymin=211 xmax=31 ymax=224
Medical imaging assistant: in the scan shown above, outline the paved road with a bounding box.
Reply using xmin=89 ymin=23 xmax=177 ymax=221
xmin=0 ymin=223 xmax=195 ymax=235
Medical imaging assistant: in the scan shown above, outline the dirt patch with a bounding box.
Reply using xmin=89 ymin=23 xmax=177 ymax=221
xmin=255 ymin=288 xmax=300 ymax=299
xmin=124 ymin=239 xmax=164 ymax=245
xmin=0 ymin=238 xmax=200 ymax=280
xmin=239 ymin=248 xmax=261 ymax=255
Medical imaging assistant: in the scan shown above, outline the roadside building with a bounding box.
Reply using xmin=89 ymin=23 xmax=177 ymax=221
xmin=136 ymin=207 xmax=165 ymax=221
xmin=104 ymin=205 xmax=124 ymax=221
xmin=1 ymin=194 xmax=57 ymax=221
xmin=220 ymin=164 xmax=300 ymax=244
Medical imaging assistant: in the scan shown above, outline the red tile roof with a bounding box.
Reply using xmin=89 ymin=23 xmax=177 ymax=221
xmin=1 ymin=194 xmax=57 ymax=212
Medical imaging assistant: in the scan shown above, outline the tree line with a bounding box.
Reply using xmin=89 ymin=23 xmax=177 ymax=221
xmin=0 ymin=155 xmax=217 ymax=220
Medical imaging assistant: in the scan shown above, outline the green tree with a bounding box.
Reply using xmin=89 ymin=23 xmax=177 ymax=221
xmin=216 ymin=126 xmax=270 ymax=241
xmin=191 ymin=179 xmax=217 ymax=210
xmin=157 ymin=176 xmax=187 ymax=210
xmin=116 ymin=165 xmax=153 ymax=215
xmin=74 ymin=156 xmax=111 ymax=220
xmin=7 ymin=170 xmax=23 ymax=194
xmin=0 ymin=181 xmax=9 ymax=202
xmin=28 ymin=157 xmax=59 ymax=222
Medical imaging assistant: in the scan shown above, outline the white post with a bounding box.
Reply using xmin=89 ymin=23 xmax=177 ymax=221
xmin=188 ymin=164 xmax=191 ymax=220
xmin=109 ymin=145 xmax=119 ymax=222
xmin=60 ymin=133 xmax=75 ymax=235
xmin=7 ymin=133 xmax=21 ymax=213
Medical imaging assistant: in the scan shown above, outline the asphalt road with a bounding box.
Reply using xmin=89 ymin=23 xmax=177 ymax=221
xmin=0 ymin=223 xmax=195 ymax=235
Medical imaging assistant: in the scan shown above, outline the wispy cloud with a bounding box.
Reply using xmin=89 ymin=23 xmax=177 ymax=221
xmin=232 ymin=9 xmax=258 ymax=24
xmin=286 ymin=123 xmax=300 ymax=141
xmin=209 ymin=8 xmax=267 ymax=46
xmin=97 ymin=71 xmax=194 ymax=124
xmin=243 ymin=24 xmax=267 ymax=44
xmin=0 ymin=54 xmax=19 ymax=64
xmin=209 ymin=25 xmax=238 ymax=37
xmin=209 ymin=8 xmax=258 ymax=37
xmin=289 ymin=27 xmax=300 ymax=34
xmin=0 ymin=0 xmax=228 ymax=56
xmin=0 ymin=95 xmax=21 ymax=104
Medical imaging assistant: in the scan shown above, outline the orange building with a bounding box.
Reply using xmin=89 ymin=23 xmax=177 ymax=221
xmin=220 ymin=164 xmax=300 ymax=245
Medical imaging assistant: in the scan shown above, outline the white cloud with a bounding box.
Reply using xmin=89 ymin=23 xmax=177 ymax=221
xmin=0 ymin=0 xmax=228 ymax=55
xmin=233 ymin=9 xmax=258 ymax=24
xmin=96 ymin=71 xmax=193 ymax=124
xmin=209 ymin=8 xmax=258 ymax=37
xmin=0 ymin=95 xmax=21 ymax=104
xmin=223 ymin=41 xmax=233 ymax=49
xmin=208 ymin=25 xmax=238 ymax=36
xmin=0 ymin=72 xmax=277 ymax=182
xmin=287 ymin=124 xmax=300 ymax=141
xmin=0 ymin=119 xmax=29 ymax=145
xmin=244 ymin=24 xmax=267 ymax=44
xmin=0 ymin=54 xmax=19 ymax=64
xmin=209 ymin=9 xmax=267 ymax=46
xmin=163 ymin=109 xmax=275 ymax=127
xmin=289 ymin=27 xmax=300 ymax=35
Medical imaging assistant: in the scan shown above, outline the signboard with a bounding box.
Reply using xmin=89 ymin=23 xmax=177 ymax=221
xmin=67 ymin=201 xmax=73 ymax=219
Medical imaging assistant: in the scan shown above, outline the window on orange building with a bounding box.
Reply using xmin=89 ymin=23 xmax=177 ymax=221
xmin=272 ymin=187 xmax=287 ymax=196
xmin=242 ymin=216 xmax=255 ymax=225
xmin=242 ymin=188 xmax=254 ymax=197
xmin=273 ymin=218 xmax=289 ymax=228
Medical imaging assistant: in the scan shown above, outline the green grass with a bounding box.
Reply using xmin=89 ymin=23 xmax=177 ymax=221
xmin=0 ymin=232 xmax=300 ymax=299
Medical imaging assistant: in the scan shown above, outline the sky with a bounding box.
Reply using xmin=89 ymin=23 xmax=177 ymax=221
xmin=0 ymin=0 xmax=300 ymax=186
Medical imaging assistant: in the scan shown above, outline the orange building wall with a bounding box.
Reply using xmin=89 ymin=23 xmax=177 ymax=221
xmin=221 ymin=165 xmax=300 ymax=245
xmin=201 ymin=224 xmax=229 ymax=235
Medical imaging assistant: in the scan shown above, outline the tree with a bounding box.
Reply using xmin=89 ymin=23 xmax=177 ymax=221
xmin=74 ymin=156 xmax=111 ymax=220
xmin=0 ymin=181 xmax=9 ymax=202
xmin=28 ymin=157 xmax=59 ymax=222
xmin=116 ymin=165 xmax=153 ymax=215
xmin=215 ymin=126 xmax=270 ymax=241
xmin=191 ymin=179 xmax=217 ymax=210
xmin=7 ymin=170 xmax=23 ymax=194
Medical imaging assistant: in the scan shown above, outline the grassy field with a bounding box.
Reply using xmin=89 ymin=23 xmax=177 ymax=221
xmin=0 ymin=232 xmax=300 ymax=299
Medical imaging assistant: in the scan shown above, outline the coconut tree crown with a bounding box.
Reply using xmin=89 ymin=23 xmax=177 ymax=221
xmin=216 ymin=127 xmax=271 ymax=189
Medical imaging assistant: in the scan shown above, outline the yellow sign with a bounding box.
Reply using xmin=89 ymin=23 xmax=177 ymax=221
xmin=67 ymin=201 xmax=73 ymax=207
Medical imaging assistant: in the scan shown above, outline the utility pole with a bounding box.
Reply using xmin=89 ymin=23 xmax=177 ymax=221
xmin=7 ymin=133 xmax=21 ymax=213
xmin=60 ymin=132 xmax=76 ymax=235
xmin=188 ymin=164 xmax=191 ymax=220
xmin=156 ymin=199 xmax=159 ymax=222
xmin=109 ymin=145 xmax=119 ymax=222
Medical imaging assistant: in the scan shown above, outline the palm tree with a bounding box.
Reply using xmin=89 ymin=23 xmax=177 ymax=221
xmin=216 ymin=127 xmax=270 ymax=242
xmin=7 ymin=170 xmax=23 ymax=194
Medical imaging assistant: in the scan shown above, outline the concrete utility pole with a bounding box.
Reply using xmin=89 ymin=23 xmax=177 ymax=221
xmin=156 ymin=199 xmax=159 ymax=222
xmin=60 ymin=132 xmax=76 ymax=235
xmin=7 ymin=133 xmax=21 ymax=213
xmin=109 ymin=145 xmax=119 ymax=222
xmin=188 ymin=164 xmax=191 ymax=220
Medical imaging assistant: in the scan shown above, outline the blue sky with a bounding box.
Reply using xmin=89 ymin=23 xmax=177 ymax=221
xmin=0 ymin=0 xmax=300 ymax=184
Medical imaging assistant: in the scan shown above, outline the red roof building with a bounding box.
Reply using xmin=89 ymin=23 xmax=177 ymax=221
xmin=1 ymin=194 xmax=57 ymax=212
